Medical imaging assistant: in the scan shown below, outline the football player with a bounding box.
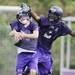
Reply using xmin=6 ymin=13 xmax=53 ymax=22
xmin=30 ymin=5 xmax=75 ymax=75
xmin=9 ymin=4 xmax=39 ymax=75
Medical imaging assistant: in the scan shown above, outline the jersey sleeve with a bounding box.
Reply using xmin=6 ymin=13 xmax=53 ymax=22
xmin=10 ymin=21 xmax=19 ymax=31
xmin=31 ymin=22 xmax=39 ymax=31
xmin=61 ymin=22 xmax=72 ymax=36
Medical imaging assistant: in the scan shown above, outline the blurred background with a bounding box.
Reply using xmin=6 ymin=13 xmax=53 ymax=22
xmin=0 ymin=0 xmax=75 ymax=75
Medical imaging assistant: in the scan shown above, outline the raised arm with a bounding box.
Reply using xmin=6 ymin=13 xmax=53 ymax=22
xmin=19 ymin=3 xmax=40 ymax=23
xmin=31 ymin=10 xmax=40 ymax=22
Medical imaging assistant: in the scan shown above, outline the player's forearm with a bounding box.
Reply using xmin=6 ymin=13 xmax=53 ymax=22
xmin=31 ymin=10 xmax=40 ymax=22
xmin=23 ymin=34 xmax=38 ymax=39
xmin=21 ymin=31 xmax=39 ymax=39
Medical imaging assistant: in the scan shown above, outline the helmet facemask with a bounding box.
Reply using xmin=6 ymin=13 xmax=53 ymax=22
xmin=48 ymin=6 xmax=63 ymax=22
xmin=16 ymin=10 xmax=31 ymax=25
xmin=19 ymin=16 xmax=30 ymax=25
xmin=16 ymin=3 xmax=31 ymax=25
xmin=48 ymin=12 xmax=59 ymax=22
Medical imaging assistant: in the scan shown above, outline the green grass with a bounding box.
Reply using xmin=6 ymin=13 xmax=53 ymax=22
xmin=0 ymin=23 xmax=16 ymax=75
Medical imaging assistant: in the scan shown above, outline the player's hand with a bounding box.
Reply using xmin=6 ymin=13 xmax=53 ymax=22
xmin=20 ymin=3 xmax=31 ymax=13
xmin=9 ymin=31 xmax=14 ymax=36
xmin=20 ymin=32 xmax=26 ymax=38
xmin=9 ymin=30 xmax=23 ymax=41
xmin=14 ymin=32 xmax=22 ymax=41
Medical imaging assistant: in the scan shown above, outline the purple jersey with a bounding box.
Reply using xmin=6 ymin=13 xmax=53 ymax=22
xmin=10 ymin=20 xmax=39 ymax=52
xmin=37 ymin=16 xmax=72 ymax=52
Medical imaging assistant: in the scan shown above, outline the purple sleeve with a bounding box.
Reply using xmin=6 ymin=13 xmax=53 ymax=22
xmin=31 ymin=22 xmax=39 ymax=31
xmin=10 ymin=21 xmax=19 ymax=31
xmin=61 ymin=22 xmax=72 ymax=35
